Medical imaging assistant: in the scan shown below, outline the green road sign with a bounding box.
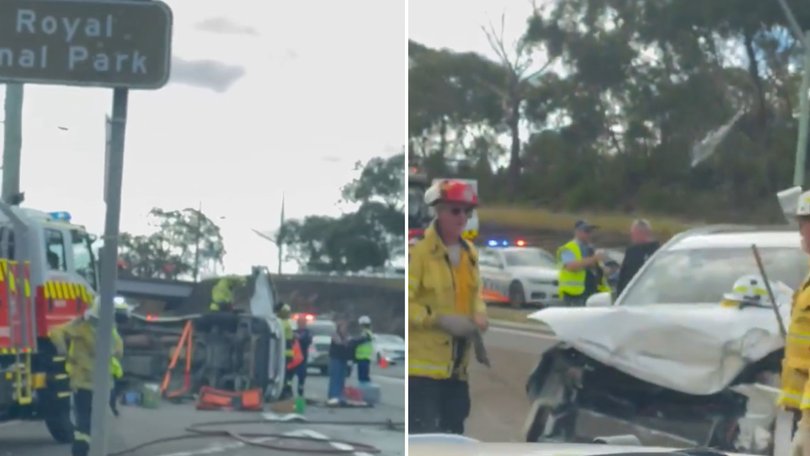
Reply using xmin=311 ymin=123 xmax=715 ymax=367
xmin=0 ymin=0 xmax=172 ymax=89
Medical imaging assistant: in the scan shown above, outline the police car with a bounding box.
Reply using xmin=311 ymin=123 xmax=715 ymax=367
xmin=479 ymin=239 xmax=560 ymax=308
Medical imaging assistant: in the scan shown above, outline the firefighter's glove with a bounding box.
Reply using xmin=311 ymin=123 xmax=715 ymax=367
xmin=472 ymin=332 xmax=490 ymax=367
xmin=792 ymin=418 xmax=810 ymax=456
xmin=435 ymin=315 xmax=478 ymax=337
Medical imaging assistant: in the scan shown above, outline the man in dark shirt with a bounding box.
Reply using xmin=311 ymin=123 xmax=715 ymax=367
xmin=617 ymin=219 xmax=661 ymax=296
xmin=293 ymin=314 xmax=313 ymax=398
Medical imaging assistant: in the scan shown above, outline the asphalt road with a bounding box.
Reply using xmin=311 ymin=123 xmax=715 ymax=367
xmin=0 ymin=364 xmax=405 ymax=456
xmin=466 ymin=325 xmax=556 ymax=442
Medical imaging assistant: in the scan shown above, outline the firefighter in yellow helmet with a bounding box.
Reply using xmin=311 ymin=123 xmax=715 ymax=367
xmin=49 ymin=295 xmax=124 ymax=456
xmin=782 ymin=190 xmax=810 ymax=456
xmin=409 ymin=179 xmax=488 ymax=435
xmin=210 ymin=275 xmax=246 ymax=312
xmin=276 ymin=302 xmax=295 ymax=400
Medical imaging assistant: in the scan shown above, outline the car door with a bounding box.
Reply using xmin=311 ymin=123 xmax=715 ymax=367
xmin=479 ymin=250 xmax=510 ymax=302
xmin=490 ymin=251 xmax=514 ymax=297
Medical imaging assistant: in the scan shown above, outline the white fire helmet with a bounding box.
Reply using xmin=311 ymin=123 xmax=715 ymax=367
xmin=358 ymin=315 xmax=371 ymax=325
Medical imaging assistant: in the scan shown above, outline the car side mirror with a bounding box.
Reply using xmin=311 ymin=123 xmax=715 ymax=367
xmin=586 ymin=292 xmax=612 ymax=307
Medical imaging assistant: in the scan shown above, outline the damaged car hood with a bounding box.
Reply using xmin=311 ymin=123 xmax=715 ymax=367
xmin=527 ymin=302 xmax=789 ymax=395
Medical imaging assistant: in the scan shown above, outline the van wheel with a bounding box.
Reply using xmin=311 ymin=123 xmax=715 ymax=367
xmin=45 ymin=408 xmax=74 ymax=444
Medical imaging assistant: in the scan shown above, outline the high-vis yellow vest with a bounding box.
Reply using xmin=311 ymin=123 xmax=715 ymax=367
xmin=556 ymin=240 xmax=609 ymax=297
xmin=282 ymin=319 xmax=294 ymax=358
xmin=355 ymin=329 xmax=373 ymax=361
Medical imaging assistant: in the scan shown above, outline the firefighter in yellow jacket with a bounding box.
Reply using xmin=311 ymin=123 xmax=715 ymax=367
xmin=782 ymin=190 xmax=810 ymax=456
xmin=49 ymin=296 xmax=124 ymax=456
xmin=209 ymin=276 xmax=246 ymax=312
xmin=409 ymin=179 xmax=488 ymax=435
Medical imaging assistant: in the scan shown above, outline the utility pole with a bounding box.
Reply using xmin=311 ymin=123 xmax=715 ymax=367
xmin=278 ymin=193 xmax=284 ymax=275
xmin=796 ymin=32 xmax=810 ymax=187
xmin=777 ymin=0 xmax=810 ymax=187
xmin=2 ymin=84 xmax=23 ymax=205
xmin=193 ymin=201 xmax=202 ymax=281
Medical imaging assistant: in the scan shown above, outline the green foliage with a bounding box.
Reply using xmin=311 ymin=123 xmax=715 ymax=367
xmin=409 ymin=1 xmax=810 ymax=221
xmin=279 ymin=153 xmax=405 ymax=272
xmin=118 ymin=208 xmax=225 ymax=280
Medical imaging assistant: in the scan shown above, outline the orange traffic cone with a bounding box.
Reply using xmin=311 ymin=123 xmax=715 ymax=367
xmin=379 ymin=356 xmax=389 ymax=369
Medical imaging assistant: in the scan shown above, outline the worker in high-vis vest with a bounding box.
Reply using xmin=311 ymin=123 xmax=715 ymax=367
xmin=209 ymin=276 xmax=245 ymax=312
xmin=409 ymin=179 xmax=489 ymax=435
xmin=557 ymin=220 xmax=610 ymax=307
xmin=354 ymin=315 xmax=374 ymax=383
xmin=49 ymin=296 xmax=124 ymax=456
xmin=781 ymin=190 xmax=810 ymax=456
xmin=277 ymin=302 xmax=295 ymax=400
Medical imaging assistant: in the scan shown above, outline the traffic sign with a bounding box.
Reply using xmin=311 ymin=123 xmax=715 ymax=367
xmin=0 ymin=0 xmax=173 ymax=89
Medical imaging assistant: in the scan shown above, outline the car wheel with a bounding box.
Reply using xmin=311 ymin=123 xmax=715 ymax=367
xmin=509 ymin=281 xmax=526 ymax=309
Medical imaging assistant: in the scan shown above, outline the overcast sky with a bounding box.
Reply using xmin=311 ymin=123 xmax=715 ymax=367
xmin=2 ymin=0 xmax=406 ymax=275
xmin=409 ymin=0 xmax=538 ymax=61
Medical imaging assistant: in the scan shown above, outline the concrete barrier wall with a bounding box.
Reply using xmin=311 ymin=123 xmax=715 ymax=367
xmin=176 ymin=274 xmax=405 ymax=336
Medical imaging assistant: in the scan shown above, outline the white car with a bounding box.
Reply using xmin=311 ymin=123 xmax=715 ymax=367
xmin=479 ymin=244 xmax=560 ymax=308
xmin=524 ymin=226 xmax=808 ymax=452
xmin=372 ymin=333 xmax=405 ymax=365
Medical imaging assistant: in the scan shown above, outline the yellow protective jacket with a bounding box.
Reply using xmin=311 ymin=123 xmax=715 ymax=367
xmin=780 ymin=271 xmax=810 ymax=410
xmin=409 ymin=222 xmax=486 ymax=381
xmin=49 ymin=318 xmax=124 ymax=391
xmin=210 ymin=277 xmax=237 ymax=311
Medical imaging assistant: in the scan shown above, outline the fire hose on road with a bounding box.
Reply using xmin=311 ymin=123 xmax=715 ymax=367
xmin=107 ymin=417 xmax=405 ymax=455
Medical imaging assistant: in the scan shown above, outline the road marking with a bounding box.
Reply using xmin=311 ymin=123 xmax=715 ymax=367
xmin=489 ymin=325 xmax=556 ymax=340
xmin=375 ymin=375 xmax=405 ymax=384
xmin=287 ymin=429 xmax=374 ymax=456
xmin=0 ymin=420 xmax=22 ymax=429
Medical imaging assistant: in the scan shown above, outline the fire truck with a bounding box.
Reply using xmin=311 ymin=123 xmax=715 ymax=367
xmin=0 ymin=205 xmax=96 ymax=442
xmin=408 ymin=166 xmax=431 ymax=246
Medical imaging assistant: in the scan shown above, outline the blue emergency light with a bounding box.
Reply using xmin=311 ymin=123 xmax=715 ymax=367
xmin=48 ymin=211 xmax=72 ymax=222
xmin=486 ymin=239 xmax=527 ymax=247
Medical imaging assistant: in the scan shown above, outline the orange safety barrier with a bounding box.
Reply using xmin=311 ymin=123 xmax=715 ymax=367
xmin=196 ymin=386 xmax=263 ymax=411
xmin=160 ymin=321 xmax=193 ymax=399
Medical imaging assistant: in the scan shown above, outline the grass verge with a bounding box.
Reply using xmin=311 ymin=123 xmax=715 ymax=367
xmin=477 ymin=206 xmax=697 ymax=239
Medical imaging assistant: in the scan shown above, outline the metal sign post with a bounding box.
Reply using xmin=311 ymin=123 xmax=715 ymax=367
xmin=88 ymin=88 xmax=127 ymax=456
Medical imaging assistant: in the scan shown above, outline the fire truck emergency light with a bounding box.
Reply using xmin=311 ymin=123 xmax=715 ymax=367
xmin=48 ymin=211 xmax=72 ymax=222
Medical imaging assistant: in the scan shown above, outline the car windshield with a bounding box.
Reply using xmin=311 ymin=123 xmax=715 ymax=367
xmin=503 ymin=249 xmax=558 ymax=268
xmin=620 ymin=246 xmax=808 ymax=306
xmin=303 ymin=322 xmax=336 ymax=337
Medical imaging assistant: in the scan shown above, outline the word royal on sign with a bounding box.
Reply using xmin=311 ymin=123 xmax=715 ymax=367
xmin=10 ymin=11 xmax=147 ymax=74
xmin=0 ymin=0 xmax=172 ymax=89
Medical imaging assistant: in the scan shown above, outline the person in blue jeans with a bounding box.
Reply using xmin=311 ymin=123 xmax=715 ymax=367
xmin=327 ymin=319 xmax=351 ymax=406
xmin=293 ymin=314 xmax=313 ymax=397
